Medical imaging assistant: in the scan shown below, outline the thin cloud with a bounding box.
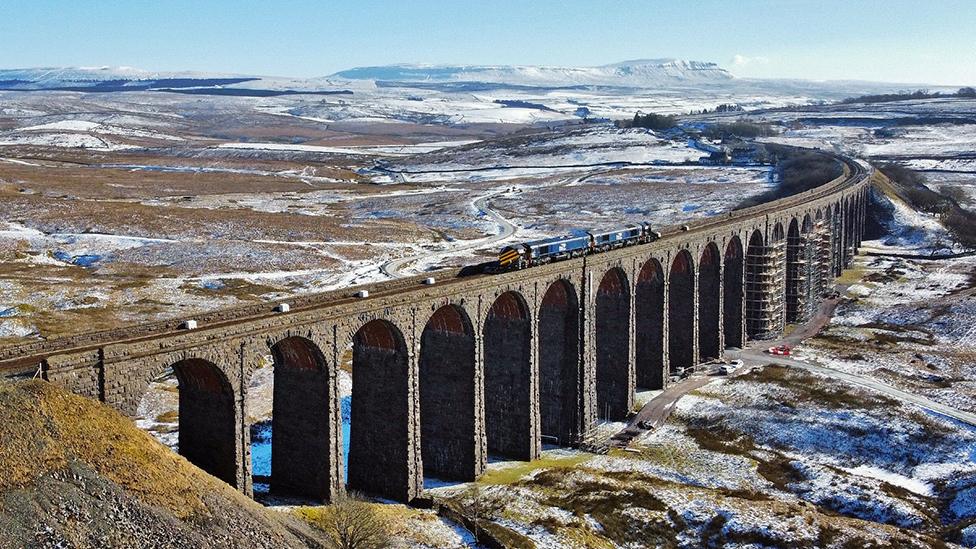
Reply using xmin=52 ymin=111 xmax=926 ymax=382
xmin=732 ymin=54 xmax=770 ymax=67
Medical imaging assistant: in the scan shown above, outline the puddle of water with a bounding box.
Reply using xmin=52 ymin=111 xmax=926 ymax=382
xmin=251 ymin=396 xmax=352 ymax=489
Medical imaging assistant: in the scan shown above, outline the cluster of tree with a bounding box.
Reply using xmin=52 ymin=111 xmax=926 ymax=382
xmin=689 ymin=103 xmax=744 ymax=115
xmin=701 ymin=121 xmax=777 ymax=139
xmin=735 ymin=146 xmax=843 ymax=209
xmin=842 ymin=87 xmax=976 ymax=104
xmin=880 ymin=164 xmax=976 ymax=248
xmin=616 ymin=112 xmax=677 ymax=130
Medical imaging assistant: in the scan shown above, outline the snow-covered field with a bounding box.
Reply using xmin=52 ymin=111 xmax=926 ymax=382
xmin=0 ymin=111 xmax=777 ymax=343
xmin=790 ymin=187 xmax=976 ymax=417
xmin=433 ymin=366 xmax=970 ymax=547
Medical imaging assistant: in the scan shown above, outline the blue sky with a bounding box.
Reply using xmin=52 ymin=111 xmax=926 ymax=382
xmin=2 ymin=0 xmax=974 ymax=85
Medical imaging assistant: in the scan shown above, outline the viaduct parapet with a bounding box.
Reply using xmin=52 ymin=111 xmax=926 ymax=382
xmin=0 ymin=154 xmax=872 ymax=503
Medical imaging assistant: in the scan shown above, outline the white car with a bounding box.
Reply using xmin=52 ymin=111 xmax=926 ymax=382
xmin=718 ymin=360 xmax=744 ymax=376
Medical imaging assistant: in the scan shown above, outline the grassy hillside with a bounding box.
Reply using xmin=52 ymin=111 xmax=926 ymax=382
xmin=0 ymin=380 xmax=326 ymax=548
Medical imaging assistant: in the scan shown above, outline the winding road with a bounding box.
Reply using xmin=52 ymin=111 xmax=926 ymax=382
xmin=378 ymin=166 xmax=617 ymax=278
xmin=379 ymin=191 xmax=517 ymax=277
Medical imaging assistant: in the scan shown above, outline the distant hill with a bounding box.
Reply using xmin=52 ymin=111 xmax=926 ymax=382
xmin=0 ymin=60 xmax=733 ymax=92
xmin=332 ymin=58 xmax=735 ymax=88
xmin=0 ymin=381 xmax=326 ymax=548
xmin=0 ymin=67 xmax=350 ymax=96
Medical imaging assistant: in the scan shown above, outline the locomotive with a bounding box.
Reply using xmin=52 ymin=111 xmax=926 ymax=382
xmin=497 ymin=222 xmax=661 ymax=271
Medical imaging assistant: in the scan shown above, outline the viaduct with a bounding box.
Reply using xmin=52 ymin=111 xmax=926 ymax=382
xmin=0 ymin=154 xmax=872 ymax=503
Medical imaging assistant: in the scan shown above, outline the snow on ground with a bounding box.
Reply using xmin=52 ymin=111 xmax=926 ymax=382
xmin=863 ymin=191 xmax=959 ymax=253
xmin=797 ymin=189 xmax=976 ymax=421
xmin=861 ymin=124 xmax=976 ymax=158
xmin=0 ymin=132 xmax=132 ymax=150
xmin=394 ymin=127 xmax=708 ymax=177
xmin=217 ymin=141 xmax=477 ymax=157
xmin=20 ymin=120 xmax=105 ymax=132
xmin=904 ymin=157 xmax=976 ymax=173
xmin=418 ymin=358 xmax=973 ymax=547
xmin=1 ymin=117 xmax=185 ymax=148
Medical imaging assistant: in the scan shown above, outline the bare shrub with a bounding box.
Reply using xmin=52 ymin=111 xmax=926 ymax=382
xmin=314 ymin=492 xmax=390 ymax=549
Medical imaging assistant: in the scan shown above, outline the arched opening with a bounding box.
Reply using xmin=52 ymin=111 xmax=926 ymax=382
xmin=844 ymin=197 xmax=854 ymax=268
xmin=802 ymin=214 xmax=816 ymax=316
xmin=745 ymin=230 xmax=770 ymax=339
xmin=635 ymin=259 xmax=665 ymax=390
xmin=785 ymin=218 xmax=804 ymax=323
xmin=419 ymin=304 xmax=478 ymax=481
xmin=170 ymin=358 xmax=238 ymax=487
xmin=266 ymin=336 xmax=333 ymax=500
xmin=347 ymin=319 xmax=411 ymax=500
xmin=857 ymin=192 xmax=865 ymax=248
xmin=770 ymin=222 xmax=787 ymax=333
xmin=815 ymin=209 xmax=829 ymax=297
xmin=829 ymin=204 xmax=843 ymax=277
xmin=668 ymin=251 xmax=695 ymax=371
xmin=596 ymin=268 xmax=631 ymax=420
xmin=484 ymin=291 xmax=534 ymax=460
xmin=723 ymin=236 xmax=744 ymax=349
xmin=539 ymin=279 xmax=581 ymax=446
xmin=698 ymin=243 xmax=721 ymax=360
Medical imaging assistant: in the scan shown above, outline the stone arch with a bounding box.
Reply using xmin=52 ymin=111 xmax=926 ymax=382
xmin=698 ymin=243 xmax=721 ymax=361
xmin=812 ymin=208 xmax=829 ymax=297
xmin=834 ymin=201 xmax=845 ymax=276
xmin=802 ymin=214 xmax=818 ymax=305
xmin=170 ymin=358 xmax=238 ymax=487
xmin=745 ymin=229 xmax=767 ymax=339
xmin=596 ymin=267 xmax=631 ymax=420
xmin=347 ymin=319 xmax=412 ymax=501
xmin=785 ymin=217 xmax=804 ymax=323
xmin=802 ymin=213 xmax=814 ymax=233
xmin=419 ymin=304 xmax=479 ymax=481
xmin=635 ymin=258 xmax=665 ymax=390
xmin=538 ymin=279 xmax=581 ymax=446
xmin=267 ymin=336 xmax=333 ymax=500
xmin=723 ymin=236 xmax=744 ymax=349
xmin=772 ymin=221 xmax=786 ymax=243
xmin=668 ymin=250 xmax=695 ymax=371
xmin=827 ymin=203 xmax=840 ymax=277
xmin=843 ymin=196 xmax=855 ymax=268
xmin=770 ymin=221 xmax=787 ymax=333
xmin=484 ymin=290 xmax=535 ymax=460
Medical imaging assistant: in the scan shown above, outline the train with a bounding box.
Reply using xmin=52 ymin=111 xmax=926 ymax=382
xmin=497 ymin=222 xmax=661 ymax=271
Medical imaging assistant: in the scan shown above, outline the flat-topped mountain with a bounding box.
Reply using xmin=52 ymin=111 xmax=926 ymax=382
xmin=332 ymin=58 xmax=734 ymax=87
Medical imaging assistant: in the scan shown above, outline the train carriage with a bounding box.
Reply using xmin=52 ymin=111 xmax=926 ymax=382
xmin=587 ymin=226 xmax=641 ymax=251
xmin=497 ymin=223 xmax=659 ymax=271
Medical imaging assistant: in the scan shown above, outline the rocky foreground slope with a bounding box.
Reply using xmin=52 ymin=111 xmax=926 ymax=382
xmin=0 ymin=380 xmax=327 ymax=549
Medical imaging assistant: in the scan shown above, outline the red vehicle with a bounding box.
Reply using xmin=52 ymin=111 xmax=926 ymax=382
xmin=767 ymin=344 xmax=792 ymax=356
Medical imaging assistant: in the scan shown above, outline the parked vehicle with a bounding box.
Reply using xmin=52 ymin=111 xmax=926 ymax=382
xmin=766 ymin=345 xmax=792 ymax=356
xmin=717 ymin=360 xmax=744 ymax=375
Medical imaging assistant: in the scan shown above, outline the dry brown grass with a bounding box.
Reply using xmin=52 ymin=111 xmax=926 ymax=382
xmin=0 ymin=381 xmax=218 ymax=517
xmin=0 ymin=151 xmax=362 ymax=199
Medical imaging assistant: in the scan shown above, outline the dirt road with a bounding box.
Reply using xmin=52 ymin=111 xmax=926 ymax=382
xmin=379 ymin=191 xmax=516 ymax=277
xmin=610 ymin=375 xmax=717 ymax=448
xmin=731 ymin=287 xmax=976 ymax=427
